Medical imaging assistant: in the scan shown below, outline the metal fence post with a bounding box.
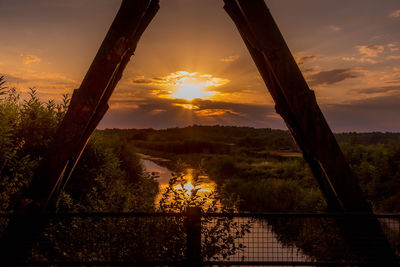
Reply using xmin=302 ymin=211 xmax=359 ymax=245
xmin=186 ymin=206 xmax=202 ymax=266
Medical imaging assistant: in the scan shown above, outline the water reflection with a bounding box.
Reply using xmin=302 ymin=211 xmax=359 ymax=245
xmin=141 ymin=159 xmax=172 ymax=184
xmin=140 ymin=155 xmax=215 ymax=206
xmin=139 ymin=154 xmax=308 ymax=262
xmin=172 ymin=168 xmax=215 ymax=195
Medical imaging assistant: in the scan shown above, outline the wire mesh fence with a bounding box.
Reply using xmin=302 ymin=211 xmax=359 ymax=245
xmin=202 ymin=213 xmax=400 ymax=266
xmin=0 ymin=211 xmax=399 ymax=266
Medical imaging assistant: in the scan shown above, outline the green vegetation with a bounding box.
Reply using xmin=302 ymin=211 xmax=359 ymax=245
xmin=101 ymin=125 xmax=400 ymax=213
xmin=341 ymin=139 xmax=400 ymax=212
xmin=158 ymin=174 xmax=251 ymax=261
xmin=0 ymin=76 xmax=158 ymax=214
xmin=98 ymin=125 xmax=400 ymax=261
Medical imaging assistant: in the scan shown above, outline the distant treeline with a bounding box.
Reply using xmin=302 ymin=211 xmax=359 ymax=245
xmin=101 ymin=126 xmax=400 ymax=150
xmin=335 ymin=132 xmax=400 ymax=145
xmin=101 ymin=126 xmax=296 ymax=153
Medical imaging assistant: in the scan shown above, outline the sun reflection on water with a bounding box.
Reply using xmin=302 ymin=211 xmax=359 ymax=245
xmin=156 ymin=168 xmax=216 ymax=208
xmin=173 ymin=168 xmax=214 ymax=195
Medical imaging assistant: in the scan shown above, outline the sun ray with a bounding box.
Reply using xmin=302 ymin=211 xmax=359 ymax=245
xmin=151 ymin=71 xmax=229 ymax=103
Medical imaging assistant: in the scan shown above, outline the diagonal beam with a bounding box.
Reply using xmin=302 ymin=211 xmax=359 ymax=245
xmin=50 ymin=0 xmax=160 ymax=206
xmin=0 ymin=0 xmax=159 ymax=263
xmin=224 ymin=0 xmax=397 ymax=263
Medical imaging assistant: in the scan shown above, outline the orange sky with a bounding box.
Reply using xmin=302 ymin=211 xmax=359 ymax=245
xmin=1 ymin=0 xmax=400 ymax=131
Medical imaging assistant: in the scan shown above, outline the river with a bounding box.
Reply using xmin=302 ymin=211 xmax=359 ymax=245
xmin=139 ymin=152 xmax=215 ymax=199
xmin=139 ymin=154 xmax=310 ymax=263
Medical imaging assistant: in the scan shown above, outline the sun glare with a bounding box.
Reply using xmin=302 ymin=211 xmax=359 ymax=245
xmin=172 ymin=82 xmax=214 ymax=101
xmin=153 ymin=71 xmax=229 ymax=103
xmin=183 ymin=182 xmax=195 ymax=193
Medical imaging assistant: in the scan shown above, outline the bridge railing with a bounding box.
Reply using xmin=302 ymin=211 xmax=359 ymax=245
xmin=0 ymin=209 xmax=399 ymax=266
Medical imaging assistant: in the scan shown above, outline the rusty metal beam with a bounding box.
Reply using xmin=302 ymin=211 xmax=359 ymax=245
xmin=224 ymin=0 xmax=397 ymax=263
xmin=0 ymin=0 xmax=159 ymax=263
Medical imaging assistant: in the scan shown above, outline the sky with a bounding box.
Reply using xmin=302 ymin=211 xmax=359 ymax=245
xmin=1 ymin=0 xmax=400 ymax=132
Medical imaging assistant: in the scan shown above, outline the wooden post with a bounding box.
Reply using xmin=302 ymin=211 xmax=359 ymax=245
xmin=186 ymin=207 xmax=202 ymax=266
xmin=224 ymin=0 xmax=397 ymax=263
xmin=0 ymin=0 xmax=159 ymax=263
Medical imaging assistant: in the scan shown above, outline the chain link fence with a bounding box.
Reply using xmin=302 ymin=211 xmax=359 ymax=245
xmin=0 ymin=210 xmax=399 ymax=266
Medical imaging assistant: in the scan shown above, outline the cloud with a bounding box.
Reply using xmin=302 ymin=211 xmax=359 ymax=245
xmin=389 ymin=9 xmax=400 ymax=18
xmin=323 ymin=92 xmax=400 ymax=132
xmin=194 ymin=108 xmax=240 ymax=117
xmin=295 ymin=54 xmax=318 ymax=65
xmin=308 ymin=68 xmax=359 ymax=86
xmin=148 ymin=109 xmax=167 ymax=115
xmin=173 ymin=103 xmax=199 ymax=110
xmin=353 ymin=85 xmax=400 ymax=95
xmin=329 ymin=25 xmax=341 ymax=32
xmin=3 ymin=71 xmax=76 ymax=87
xmin=101 ymin=89 xmax=400 ymax=132
xmin=1 ymin=71 xmax=78 ymax=100
xmin=98 ymin=96 xmax=284 ymax=129
xmin=343 ymin=43 xmax=400 ymax=65
xmin=132 ymin=71 xmax=230 ymax=101
xmin=387 ymin=43 xmax=400 ymax=52
xmin=132 ymin=77 xmax=155 ymax=84
xmin=100 ymin=80 xmax=400 ymax=132
xmin=341 ymin=45 xmax=386 ymax=64
xmin=1 ymin=73 xmax=25 ymax=83
xmin=342 ymin=56 xmax=377 ymax=64
xmin=21 ymin=54 xmax=41 ymax=65
xmin=109 ymin=102 xmax=140 ymax=110
xmin=219 ymin=55 xmax=240 ymax=63
xmin=357 ymin=45 xmax=385 ymax=57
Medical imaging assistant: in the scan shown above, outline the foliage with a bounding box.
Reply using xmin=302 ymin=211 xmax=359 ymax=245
xmin=0 ymin=78 xmax=158 ymax=214
xmin=60 ymin=134 xmax=158 ymax=213
xmin=0 ymin=82 xmax=68 ymax=212
xmin=157 ymin=171 xmax=251 ymax=261
xmin=0 ymin=78 xmax=160 ymax=262
xmin=101 ymin=126 xmax=400 ymax=262
xmin=102 ymin=126 xmax=400 ymax=213
xmin=204 ymin=155 xmax=325 ymax=212
xmin=341 ymin=139 xmax=400 ymax=212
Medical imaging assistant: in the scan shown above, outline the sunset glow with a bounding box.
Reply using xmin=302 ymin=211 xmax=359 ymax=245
xmin=152 ymin=71 xmax=230 ymax=102
xmin=1 ymin=0 xmax=400 ymax=131
xmin=172 ymin=81 xmax=213 ymax=101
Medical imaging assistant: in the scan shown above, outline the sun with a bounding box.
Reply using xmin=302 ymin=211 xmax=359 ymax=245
xmin=153 ymin=71 xmax=229 ymax=102
xmin=172 ymin=81 xmax=214 ymax=101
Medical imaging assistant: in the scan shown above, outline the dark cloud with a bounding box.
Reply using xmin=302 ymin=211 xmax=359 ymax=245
xmin=322 ymin=93 xmax=400 ymax=132
xmin=308 ymin=68 xmax=359 ymax=86
xmin=132 ymin=78 xmax=154 ymax=84
xmin=99 ymin=97 xmax=285 ymax=129
xmin=101 ymin=91 xmax=400 ymax=132
xmin=297 ymin=55 xmax=317 ymax=65
xmin=131 ymin=76 xmax=168 ymax=85
xmin=353 ymin=85 xmax=400 ymax=94
xmin=1 ymin=73 xmax=77 ymax=89
xmin=302 ymin=68 xmax=315 ymax=73
xmin=152 ymin=77 xmax=166 ymax=81
xmin=1 ymin=73 xmax=25 ymax=83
